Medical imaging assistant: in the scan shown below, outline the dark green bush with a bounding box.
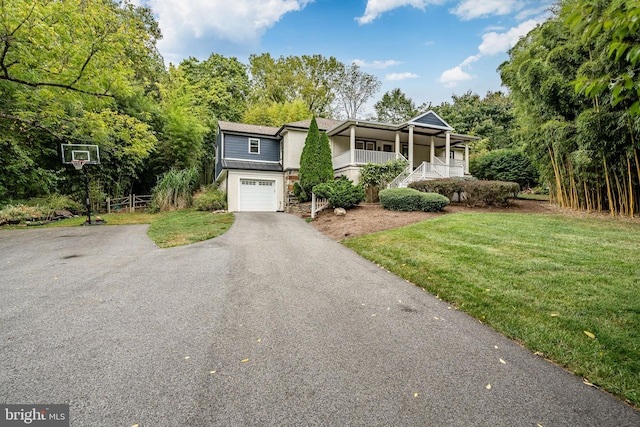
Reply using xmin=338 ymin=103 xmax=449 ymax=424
xmin=379 ymin=188 xmax=450 ymax=212
xmin=409 ymin=178 xmax=468 ymax=200
xmin=462 ymin=180 xmax=520 ymax=207
xmin=313 ymin=176 xmax=365 ymax=209
xmin=194 ymin=187 xmax=227 ymax=211
xmin=293 ymin=181 xmax=307 ymax=203
xmin=470 ymin=149 xmax=538 ymax=188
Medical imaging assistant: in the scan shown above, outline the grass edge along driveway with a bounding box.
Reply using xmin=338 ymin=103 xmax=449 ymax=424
xmin=1 ymin=209 xmax=235 ymax=248
xmin=343 ymin=212 xmax=640 ymax=408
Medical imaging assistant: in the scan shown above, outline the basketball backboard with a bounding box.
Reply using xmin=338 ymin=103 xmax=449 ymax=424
xmin=61 ymin=144 xmax=100 ymax=164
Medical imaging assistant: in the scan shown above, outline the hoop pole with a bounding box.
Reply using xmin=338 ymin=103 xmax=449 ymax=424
xmin=83 ymin=166 xmax=91 ymax=225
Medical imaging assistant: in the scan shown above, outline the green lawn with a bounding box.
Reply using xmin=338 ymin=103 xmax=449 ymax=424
xmin=343 ymin=213 xmax=640 ymax=407
xmin=1 ymin=209 xmax=234 ymax=248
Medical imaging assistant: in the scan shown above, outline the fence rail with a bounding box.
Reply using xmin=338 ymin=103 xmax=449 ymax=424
xmin=106 ymin=194 xmax=152 ymax=213
xmin=311 ymin=193 xmax=329 ymax=219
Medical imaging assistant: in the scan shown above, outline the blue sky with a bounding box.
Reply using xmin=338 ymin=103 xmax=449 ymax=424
xmin=134 ymin=0 xmax=554 ymax=113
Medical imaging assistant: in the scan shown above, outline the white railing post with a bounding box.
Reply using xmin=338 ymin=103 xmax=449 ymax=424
xmin=311 ymin=192 xmax=316 ymax=219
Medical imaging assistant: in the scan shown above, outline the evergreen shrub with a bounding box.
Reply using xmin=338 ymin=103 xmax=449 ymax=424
xmin=462 ymin=180 xmax=520 ymax=207
xmin=470 ymin=149 xmax=538 ymax=188
xmin=313 ymin=176 xmax=365 ymax=209
xmin=194 ymin=186 xmax=227 ymax=211
xmin=379 ymin=188 xmax=450 ymax=212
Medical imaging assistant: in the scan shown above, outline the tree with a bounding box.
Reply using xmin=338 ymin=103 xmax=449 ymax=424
xmin=296 ymin=117 xmax=333 ymax=201
xmin=155 ymin=65 xmax=209 ymax=170
xmin=568 ymin=0 xmax=640 ymax=116
xmin=243 ymin=99 xmax=312 ymax=127
xmin=333 ymin=64 xmax=381 ymax=119
xmin=248 ymin=54 xmax=341 ymax=117
xmin=498 ymin=0 xmax=640 ymax=216
xmin=433 ymin=91 xmax=515 ymax=152
xmin=374 ymin=88 xmax=418 ymax=123
xmin=179 ymin=54 xmax=250 ymax=185
xmin=0 ymin=0 xmax=162 ymax=201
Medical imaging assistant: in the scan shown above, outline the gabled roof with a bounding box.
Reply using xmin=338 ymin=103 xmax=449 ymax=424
xmin=218 ymin=121 xmax=280 ymax=137
xmin=408 ymin=110 xmax=454 ymax=131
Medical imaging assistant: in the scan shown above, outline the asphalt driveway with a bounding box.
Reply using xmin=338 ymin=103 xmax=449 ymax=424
xmin=1 ymin=213 xmax=638 ymax=426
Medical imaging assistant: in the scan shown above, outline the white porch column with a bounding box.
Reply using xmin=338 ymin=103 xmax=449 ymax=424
xmin=350 ymin=125 xmax=356 ymax=165
xmin=465 ymin=142 xmax=469 ymax=174
xmin=430 ymin=136 xmax=435 ymax=163
xmin=445 ymin=132 xmax=451 ymax=167
xmin=395 ymin=131 xmax=400 ymax=160
xmin=408 ymin=125 xmax=414 ymax=168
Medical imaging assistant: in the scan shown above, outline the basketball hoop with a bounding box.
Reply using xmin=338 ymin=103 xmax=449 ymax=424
xmin=71 ymin=159 xmax=86 ymax=170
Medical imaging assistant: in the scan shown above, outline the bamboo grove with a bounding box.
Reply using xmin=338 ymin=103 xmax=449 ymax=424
xmin=499 ymin=0 xmax=640 ymax=216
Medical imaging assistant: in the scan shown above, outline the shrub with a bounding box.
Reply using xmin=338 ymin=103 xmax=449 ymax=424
xmin=410 ymin=178 xmax=467 ymax=200
xmin=462 ymin=180 xmax=520 ymax=207
xmin=194 ymin=186 xmax=227 ymax=211
xmin=360 ymin=159 xmax=409 ymax=202
xmin=313 ymin=176 xmax=365 ymax=209
xmin=470 ymin=149 xmax=539 ymax=188
xmin=27 ymin=194 xmax=83 ymax=214
xmin=0 ymin=204 xmax=46 ymax=223
xmin=379 ymin=188 xmax=450 ymax=212
xmin=151 ymin=167 xmax=199 ymax=212
xmin=293 ymin=181 xmax=307 ymax=203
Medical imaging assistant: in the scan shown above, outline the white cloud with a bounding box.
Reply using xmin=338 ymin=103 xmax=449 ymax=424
xmin=356 ymin=0 xmax=441 ymax=25
xmin=386 ymin=72 xmax=419 ymax=81
xmin=438 ymin=17 xmax=542 ymax=89
xmin=451 ymin=0 xmax=522 ymax=20
xmin=478 ymin=19 xmax=539 ymax=56
xmin=352 ymin=59 xmax=402 ymax=69
xmin=141 ymin=0 xmax=311 ymax=56
xmin=438 ymin=66 xmax=472 ymax=88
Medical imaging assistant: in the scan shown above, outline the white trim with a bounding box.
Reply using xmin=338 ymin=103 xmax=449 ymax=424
xmin=249 ymin=138 xmax=260 ymax=154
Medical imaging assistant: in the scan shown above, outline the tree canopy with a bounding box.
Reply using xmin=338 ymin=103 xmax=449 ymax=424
xmin=374 ymin=88 xmax=419 ymax=124
xmin=499 ymin=0 xmax=640 ymax=216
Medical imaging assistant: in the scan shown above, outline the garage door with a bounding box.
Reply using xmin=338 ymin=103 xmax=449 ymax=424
xmin=238 ymin=179 xmax=276 ymax=211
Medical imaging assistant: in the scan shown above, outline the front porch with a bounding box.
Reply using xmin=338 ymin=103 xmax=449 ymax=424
xmin=328 ymin=111 xmax=478 ymax=185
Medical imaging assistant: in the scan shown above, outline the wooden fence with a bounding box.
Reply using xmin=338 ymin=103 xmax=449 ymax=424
xmin=106 ymin=194 xmax=152 ymax=213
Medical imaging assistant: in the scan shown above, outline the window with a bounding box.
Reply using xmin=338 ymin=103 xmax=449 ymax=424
xmin=356 ymin=140 xmax=376 ymax=150
xmin=383 ymin=144 xmax=393 ymax=152
xmin=401 ymin=144 xmax=409 ymax=158
xmin=249 ymin=138 xmax=260 ymax=154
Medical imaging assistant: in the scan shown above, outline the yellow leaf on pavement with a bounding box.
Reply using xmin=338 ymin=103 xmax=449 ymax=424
xmin=486 ymin=384 xmax=492 ymax=390
xmin=499 ymin=359 xmax=506 ymax=364
xmin=241 ymin=358 xmax=250 ymax=363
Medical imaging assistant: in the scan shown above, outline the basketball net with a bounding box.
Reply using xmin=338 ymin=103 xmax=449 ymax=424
xmin=71 ymin=159 xmax=86 ymax=170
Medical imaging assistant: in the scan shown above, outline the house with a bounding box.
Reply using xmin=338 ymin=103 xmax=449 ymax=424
xmin=215 ymin=111 xmax=479 ymax=212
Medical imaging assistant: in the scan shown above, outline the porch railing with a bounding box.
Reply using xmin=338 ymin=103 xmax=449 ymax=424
xmin=388 ymin=163 xmax=413 ymax=188
xmin=333 ymin=149 xmax=405 ymax=169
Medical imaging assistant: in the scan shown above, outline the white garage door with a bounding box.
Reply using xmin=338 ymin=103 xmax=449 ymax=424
xmin=238 ymin=179 xmax=276 ymax=211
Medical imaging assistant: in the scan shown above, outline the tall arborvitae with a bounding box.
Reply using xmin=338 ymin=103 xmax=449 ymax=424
xmin=298 ymin=117 xmax=333 ymax=201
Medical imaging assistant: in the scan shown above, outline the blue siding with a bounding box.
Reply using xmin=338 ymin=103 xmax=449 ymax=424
xmin=224 ymin=134 xmax=280 ymax=162
xmin=415 ymin=112 xmax=448 ymax=128
xmin=215 ymin=131 xmax=223 ymax=179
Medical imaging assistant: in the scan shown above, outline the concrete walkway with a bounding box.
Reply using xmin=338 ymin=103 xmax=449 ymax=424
xmin=1 ymin=214 xmax=638 ymax=426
